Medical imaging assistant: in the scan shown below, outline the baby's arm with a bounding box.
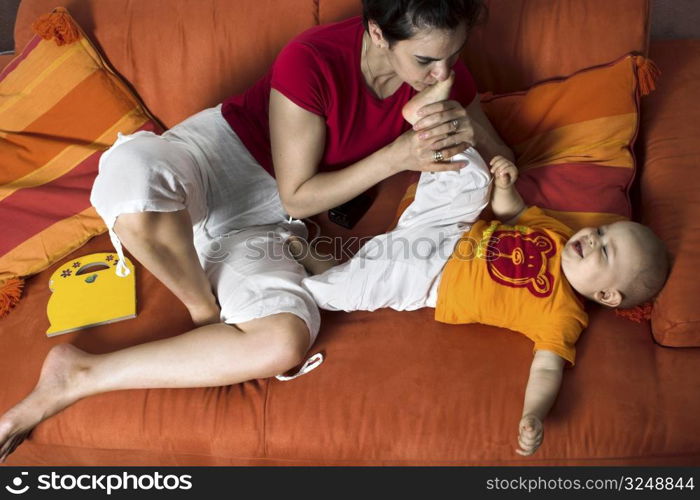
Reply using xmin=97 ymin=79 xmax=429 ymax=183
xmin=489 ymin=156 xmax=526 ymax=225
xmin=517 ymin=349 xmax=566 ymax=456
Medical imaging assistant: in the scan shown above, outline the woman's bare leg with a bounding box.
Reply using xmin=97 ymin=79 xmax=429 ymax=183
xmin=0 ymin=313 xmax=309 ymax=462
xmin=114 ymin=210 xmax=220 ymax=326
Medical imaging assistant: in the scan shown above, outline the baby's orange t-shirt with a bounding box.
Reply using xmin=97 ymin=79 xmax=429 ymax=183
xmin=434 ymin=207 xmax=588 ymax=365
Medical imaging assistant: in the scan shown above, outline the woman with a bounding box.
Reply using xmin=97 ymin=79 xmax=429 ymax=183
xmin=0 ymin=0 xmax=511 ymax=461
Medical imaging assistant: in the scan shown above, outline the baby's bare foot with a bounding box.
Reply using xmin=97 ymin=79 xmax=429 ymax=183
xmin=402 ymin=71 xmax=456 ymax=125
xmin=285 ymin=236 xmax=338 ymax=275
xmin=0 ymin=344 xmax=91 ymax=462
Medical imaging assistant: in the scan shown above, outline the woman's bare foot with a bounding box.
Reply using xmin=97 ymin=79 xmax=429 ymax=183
xmin=0 ymin=344 xmax=92 ymax=463
xmin=402 ymin=70 xmax=456 ymax=125
xmin=285 ymin=236 xmax=339 ymax=275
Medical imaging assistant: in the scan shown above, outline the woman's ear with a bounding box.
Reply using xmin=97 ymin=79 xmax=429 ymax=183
xmin=367 ymin=20 xmax=386 ymax=48
xmin=594 ymin=288 xmax=622 ymax=308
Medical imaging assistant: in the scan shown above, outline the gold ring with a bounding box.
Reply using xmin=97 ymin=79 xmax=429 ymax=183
xmin=433 ymin=150 xmax=444 ymax=162
xmin=451 ymin=119 xmax=459 ymax=131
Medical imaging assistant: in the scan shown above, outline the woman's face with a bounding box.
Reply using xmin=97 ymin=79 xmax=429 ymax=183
xmin=385 ymin=24 xmax=468 ymax=91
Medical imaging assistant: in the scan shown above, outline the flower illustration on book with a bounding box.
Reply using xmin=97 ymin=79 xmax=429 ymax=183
xmin=72 ymin=261 xmax=81 ymax=268
xmin=106 ymin=255 xmax=114 ymax=261
xmin=61 ymin=269 xmax=72 ymax=278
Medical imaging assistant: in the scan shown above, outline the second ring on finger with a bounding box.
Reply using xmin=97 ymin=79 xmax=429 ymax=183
xmin=435 ymin=136 xmax=467 ymax=151
xmin=420 ymin=119 xmax=460 ymax=140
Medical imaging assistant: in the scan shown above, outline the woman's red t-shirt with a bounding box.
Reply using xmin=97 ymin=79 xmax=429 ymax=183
xmin=221 ymin=17 xmax=477 ymax=177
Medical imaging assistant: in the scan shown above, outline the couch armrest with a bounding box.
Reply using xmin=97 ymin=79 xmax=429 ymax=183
xmin=638 ymin=39 xmax=700 ymax=347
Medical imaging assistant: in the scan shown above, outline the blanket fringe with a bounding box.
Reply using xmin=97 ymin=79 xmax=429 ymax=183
xmin=0 ymin=277 xmax=24 ymax=319
xmin=615 ymin=301 xmax=653 ymax=323
xmin=32 ymin=7 xmax=80 ymax=46
xmin=635 ymin=55 xmax=661 ymax=96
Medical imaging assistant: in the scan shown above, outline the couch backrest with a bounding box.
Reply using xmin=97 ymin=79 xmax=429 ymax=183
xmin=14 ymin=0 xmax=649 ymax=127
xmin=14 ymin=0 xmax=319 ymax=127
xmin=320 ymin=0 xmax=650 ymax=93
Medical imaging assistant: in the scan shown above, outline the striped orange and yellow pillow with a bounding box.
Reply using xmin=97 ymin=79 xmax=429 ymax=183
xmin=0 ymin=8 xmax=162 ymax=316
xmin=393 ymin=54 xmax=657 ymax=233
xmin=480 ymin=54 xmax=657 ymax=231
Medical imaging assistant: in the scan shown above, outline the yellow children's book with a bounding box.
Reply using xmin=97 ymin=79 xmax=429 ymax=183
xmin=46 ymin=253 xmax=136 ymax=337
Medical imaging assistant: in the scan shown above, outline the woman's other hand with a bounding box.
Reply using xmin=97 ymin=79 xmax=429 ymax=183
xmin=389 ymin=126 xmax=469 ymax=173
xmin=413 ymin=99 xmax=475 ymax=155
xmin=412 ymin=95 xmax=514 ymax=165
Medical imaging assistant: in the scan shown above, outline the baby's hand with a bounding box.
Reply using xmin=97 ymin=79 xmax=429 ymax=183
xmin=516 ymin=414 xmax=543 ymax=456
xmin=490 ymin=155 xmax=518 ymax=189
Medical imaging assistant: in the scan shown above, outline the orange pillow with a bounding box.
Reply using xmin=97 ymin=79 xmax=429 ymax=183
xmin=480 ymin=53 xmax=656 ymax=231
xmin=0 ymin=8 xmax=162 ymax=316
xmin=393 ymin=54 xmax=657 ymax=233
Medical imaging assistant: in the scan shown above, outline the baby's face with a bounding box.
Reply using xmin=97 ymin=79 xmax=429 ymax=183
xmin=561 ymin=221 xmax=647 ymax=306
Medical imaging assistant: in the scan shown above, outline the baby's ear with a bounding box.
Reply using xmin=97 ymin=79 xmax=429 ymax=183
xmin=594 ymin=289 xmax=622 ymax=308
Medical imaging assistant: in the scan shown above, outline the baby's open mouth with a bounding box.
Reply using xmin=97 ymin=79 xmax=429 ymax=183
xmin=573 ymin=240 xmax=583 ymax=258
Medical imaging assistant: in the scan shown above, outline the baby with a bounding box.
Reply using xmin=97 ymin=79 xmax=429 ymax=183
xmin=289 ymin=79 xmax=670 ymax=456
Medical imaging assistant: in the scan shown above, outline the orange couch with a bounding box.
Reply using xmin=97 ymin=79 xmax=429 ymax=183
xmin=1 ymin=0 xmax=699 ymax=465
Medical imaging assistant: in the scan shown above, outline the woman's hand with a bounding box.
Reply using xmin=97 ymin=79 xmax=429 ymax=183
xmin=410 ymin=95 xmax=514 ymax=164
xmin=413 ymin=99 xmax=476 ymax=156
xmin=389 ymin=123 xmax=470 ymax=174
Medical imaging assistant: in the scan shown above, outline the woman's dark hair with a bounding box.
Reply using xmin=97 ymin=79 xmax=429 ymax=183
xmin=362 ymin=0 xmax=488 ymax=46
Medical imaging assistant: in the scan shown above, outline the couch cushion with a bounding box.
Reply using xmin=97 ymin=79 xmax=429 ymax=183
xmin=14 ymin=0 xmax=319 ymax=128
xmin=0 ymin=7 xmax=160 ymax=313
xmin=639 ymin=40 xmax=700 ymax=347
xmin=318 ymin=0 xmax=650 ymax=93
xmin=0 ymin=232 xmax=269 ymax=465
xmin=264 ymin=306 xmax=700 ymax=464
xmin=6 ymin=237 xmax=700 ymax=465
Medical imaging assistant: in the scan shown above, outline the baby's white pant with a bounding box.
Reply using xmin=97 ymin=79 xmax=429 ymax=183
xmin=302 ymin=148 xmax=492 ymax=312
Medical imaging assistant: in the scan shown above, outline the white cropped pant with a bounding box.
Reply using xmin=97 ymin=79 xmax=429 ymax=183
xmin=90 ymin=106 xmax=321 ymax=352
xmin=302 ymin=148 xmax=492 ymax=312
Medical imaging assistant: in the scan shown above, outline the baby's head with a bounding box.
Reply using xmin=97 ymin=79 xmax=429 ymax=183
xmin=561 ymin=221 xmax=669 ymax=308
